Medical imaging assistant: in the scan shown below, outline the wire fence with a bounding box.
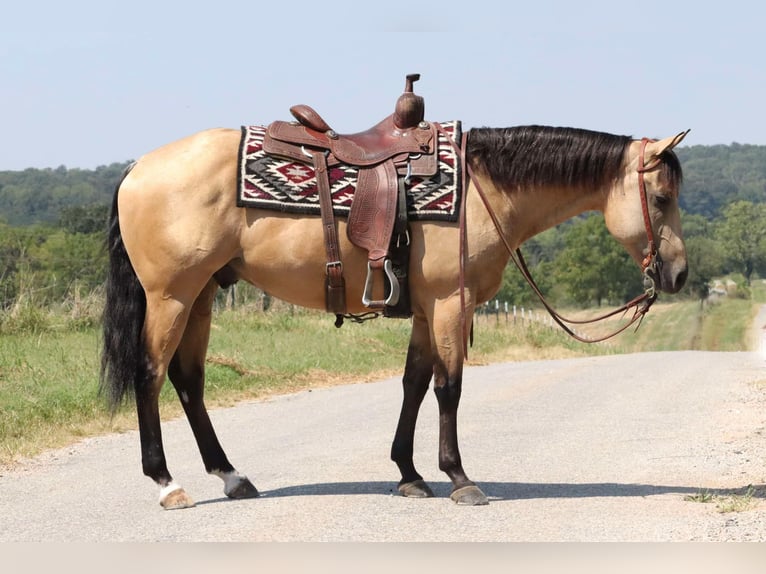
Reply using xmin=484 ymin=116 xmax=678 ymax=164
xmin=476 ymin=299 xmax=553 ymax=327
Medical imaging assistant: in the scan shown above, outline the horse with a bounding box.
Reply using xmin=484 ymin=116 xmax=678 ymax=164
xmin=100 ymin=121 xmax=688 ymax=509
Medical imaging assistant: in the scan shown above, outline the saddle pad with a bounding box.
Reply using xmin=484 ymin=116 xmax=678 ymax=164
xmin=236 ymin=120 xmax=462 ymax=222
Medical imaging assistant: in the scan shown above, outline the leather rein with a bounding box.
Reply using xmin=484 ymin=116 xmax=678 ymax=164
xmin=437 ymin=125 xmax=662 ymax=351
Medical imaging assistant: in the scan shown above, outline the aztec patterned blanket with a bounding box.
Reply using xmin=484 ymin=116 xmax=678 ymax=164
xmin=236 ymin=120 xmax=462 ymax=222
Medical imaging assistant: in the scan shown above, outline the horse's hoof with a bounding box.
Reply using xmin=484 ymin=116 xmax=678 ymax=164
xmin=450 ymin=485 xmax=489 ymax=506
xmin=398 ymin=479 xmax=435 ymax=498
xmin=160 ymin=487 xmax=196 ymax=510
xmin=225 ymin=476 xmax=260 ymax=499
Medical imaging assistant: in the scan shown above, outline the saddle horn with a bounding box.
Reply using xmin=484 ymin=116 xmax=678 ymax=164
xmin=393 ymin=73 xmax=425 ymax=130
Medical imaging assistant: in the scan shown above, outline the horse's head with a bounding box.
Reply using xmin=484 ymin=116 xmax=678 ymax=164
xmin=604 ymin=130 xmax=689 ymax=294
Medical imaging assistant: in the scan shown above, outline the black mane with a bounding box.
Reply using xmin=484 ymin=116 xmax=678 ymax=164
xmin=466 ymin=126 xmax=681 ymax=192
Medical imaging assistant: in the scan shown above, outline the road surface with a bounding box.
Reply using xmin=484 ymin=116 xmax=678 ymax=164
xmin=2 ymin=335 xmax=766 ymax=542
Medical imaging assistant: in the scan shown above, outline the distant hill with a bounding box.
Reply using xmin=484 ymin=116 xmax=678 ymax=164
xmin=0 ymin=162 xmax=131 ymax=226
xmin=676 ymin=143 xmax=766 ymax=218
xmin=1 ymin=143 xmax=765 ymax=226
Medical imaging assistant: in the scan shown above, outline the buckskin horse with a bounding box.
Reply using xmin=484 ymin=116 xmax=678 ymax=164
xmin=100 ymin=76 xmax=688 ymax=509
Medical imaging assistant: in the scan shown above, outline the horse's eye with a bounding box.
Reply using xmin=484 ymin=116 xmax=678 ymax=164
xmin=654 ymin=194 xmax=670 ymax=207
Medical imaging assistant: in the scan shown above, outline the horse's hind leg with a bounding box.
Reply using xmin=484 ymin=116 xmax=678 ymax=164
xmin=391 ymin=314 xmax=436 ymax=498
xmin=136 ymin=292 xmax=196 ymax=509
xmin=167 ymin=280 xmax=258 ymax=501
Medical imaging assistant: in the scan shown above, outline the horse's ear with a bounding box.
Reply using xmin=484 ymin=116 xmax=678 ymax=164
xmin=647 ymin=129 xmax=691 ymax=158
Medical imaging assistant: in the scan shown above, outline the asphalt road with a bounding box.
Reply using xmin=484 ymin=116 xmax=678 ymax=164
xmin=1 ymin=346 xmax=765 ymax=542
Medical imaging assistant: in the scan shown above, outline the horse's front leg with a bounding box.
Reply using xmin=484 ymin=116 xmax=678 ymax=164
xmin=431 ymin=298 xmax=488 ymax=506
xmin=391 ymin=314 xmax=436 ymax=498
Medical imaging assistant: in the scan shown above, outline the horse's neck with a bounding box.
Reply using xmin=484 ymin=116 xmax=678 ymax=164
xmin=501 ymin=183 xmax=606 ymax=246
xmin=521 ymin=188 xmax=604 ymax=240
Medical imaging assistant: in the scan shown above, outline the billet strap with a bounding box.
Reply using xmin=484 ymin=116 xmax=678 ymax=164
xmin=311 ymin=150 xmax=346 ymax=316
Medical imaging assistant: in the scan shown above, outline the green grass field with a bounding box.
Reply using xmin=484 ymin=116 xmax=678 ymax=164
xmin=1 ymin=283 xmax=763 ymax=466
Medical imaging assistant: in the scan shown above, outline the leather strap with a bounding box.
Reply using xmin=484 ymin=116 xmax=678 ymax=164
xmin=458 ymin=132 xmax=469 ymax=359
xmin=311 ymin=150 xmax=346 ymax=315
xmin=637 ymin=137 xmax=659 ymax=271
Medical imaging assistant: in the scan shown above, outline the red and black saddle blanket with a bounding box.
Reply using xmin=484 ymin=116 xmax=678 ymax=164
xmin=236 ymin=120 xmax=462 ymax=222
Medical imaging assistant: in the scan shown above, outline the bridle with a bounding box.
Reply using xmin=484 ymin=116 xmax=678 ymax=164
xmin=636 ymin=137 xmax=663 ymax=298
xmin=438 ymin=126 xmax=664 ymax=352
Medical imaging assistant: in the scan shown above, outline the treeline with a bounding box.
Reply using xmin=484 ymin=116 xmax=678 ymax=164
xmin=1 ymin=144 xmax=765 ymax=314
xmin=0 ymin=162 xmax=127 ymax=314
xmin=678 ymin=144 xmax=766 ymax=218
xmin=0 ymin=162 xmax=130 ymax=226
xmin=2 ymin=144 xmax=766 ymax=226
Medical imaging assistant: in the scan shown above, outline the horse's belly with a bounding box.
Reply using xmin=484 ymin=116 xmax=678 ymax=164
xmin=236 ymin=215 xmax=384 ymax=312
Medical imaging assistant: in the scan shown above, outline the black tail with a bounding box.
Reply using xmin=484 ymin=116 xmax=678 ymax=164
xmin=99 ymin=163 xmax=150 ymax=412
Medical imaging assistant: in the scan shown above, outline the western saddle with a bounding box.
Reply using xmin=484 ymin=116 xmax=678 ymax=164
xmin=263 ymin=74 xmax=439 ymax=319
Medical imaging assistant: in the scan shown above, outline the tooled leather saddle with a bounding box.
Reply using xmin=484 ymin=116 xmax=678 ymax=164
xmin=262 ymin=74 xmax=439 ymax=319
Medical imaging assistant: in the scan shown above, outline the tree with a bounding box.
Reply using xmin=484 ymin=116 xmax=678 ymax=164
xmin=0 ymin=161 xmax=130 ymax=226
xmin=678 ymin=212 xmax=725 ymax=303
xmin=28 ymin=229 xmax=108 ymax=301
xmin=716 ymin=201 xmax=766 ymax=285
xmin=494 ymin=229 xmax=562 ymax=306
xmin=58 ymin=204 xmax=110 ymax=234
xmin=496 ymin=259 xmax=553 ymax=308
xmin=677 ymin=144 xmax=766 ymax=218
xmin=684 ymin=236 xmax=725 ymax=304
xmin=552 ymin=213 xmax=640 ymax=307
xmin=0 ymin=223 xmax=108 ymax=307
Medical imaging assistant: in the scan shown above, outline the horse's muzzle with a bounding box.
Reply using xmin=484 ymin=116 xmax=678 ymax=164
xmin=651 ymin=257 xmax=687 ymax=294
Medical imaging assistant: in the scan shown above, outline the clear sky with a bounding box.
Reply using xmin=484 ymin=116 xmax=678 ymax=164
xmin=1 ymin=0 xmax=763 ymax=170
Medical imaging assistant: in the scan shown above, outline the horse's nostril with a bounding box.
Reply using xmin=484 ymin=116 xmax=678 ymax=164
xmin=675 ymin=267 xmax=688 ymax=291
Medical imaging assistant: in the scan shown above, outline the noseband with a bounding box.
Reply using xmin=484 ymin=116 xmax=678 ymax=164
xmin=440 ymin=126 xmax=663 ymax=350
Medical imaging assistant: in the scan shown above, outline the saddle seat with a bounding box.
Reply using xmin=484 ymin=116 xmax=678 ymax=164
xmin=261 ymin=74 xmax=439 ymax=316
xmin=286 ymin=104 xmax=434 ymax=167
xmin=265 ymin=74 xmax=435 ymax=167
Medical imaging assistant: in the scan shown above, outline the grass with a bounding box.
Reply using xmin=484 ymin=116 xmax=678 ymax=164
xmin=715 ymin=485 xmax=760 ymax=513
xmin=559 ymin=280 xmax=764 ymax=354
xmin=684 ymin=485 xmax=763 ymax=513
xmin=698 ymin=298 xmax=755 ymax=351
xmin=0 ymin=283 xmax=763 ymax=467
xmin=684 ymin=490 xmax=714 ymax=504
xmin=0 ymin=328 xmax=125 ymax=463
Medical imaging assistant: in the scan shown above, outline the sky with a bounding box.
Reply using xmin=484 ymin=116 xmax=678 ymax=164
xmin=1 ymin=0 xmax=764 ymax=170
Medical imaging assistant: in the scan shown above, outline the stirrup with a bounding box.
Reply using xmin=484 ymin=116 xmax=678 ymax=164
xmin=362 ymin=259 xmax=400 ymax=308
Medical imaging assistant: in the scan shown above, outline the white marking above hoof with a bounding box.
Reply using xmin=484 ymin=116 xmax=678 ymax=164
xmin=213 ymin=469 xmax=249 ymax=496
xmin=159 ymin=482 xmax=195 ymax=509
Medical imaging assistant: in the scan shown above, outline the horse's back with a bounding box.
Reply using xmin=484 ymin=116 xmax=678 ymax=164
xmin=126 ymin=127 xmax=241 ymax=193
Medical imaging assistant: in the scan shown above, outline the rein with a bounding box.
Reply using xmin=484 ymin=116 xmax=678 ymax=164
xmin=438 ymin=125 xmax=661 ymax=350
